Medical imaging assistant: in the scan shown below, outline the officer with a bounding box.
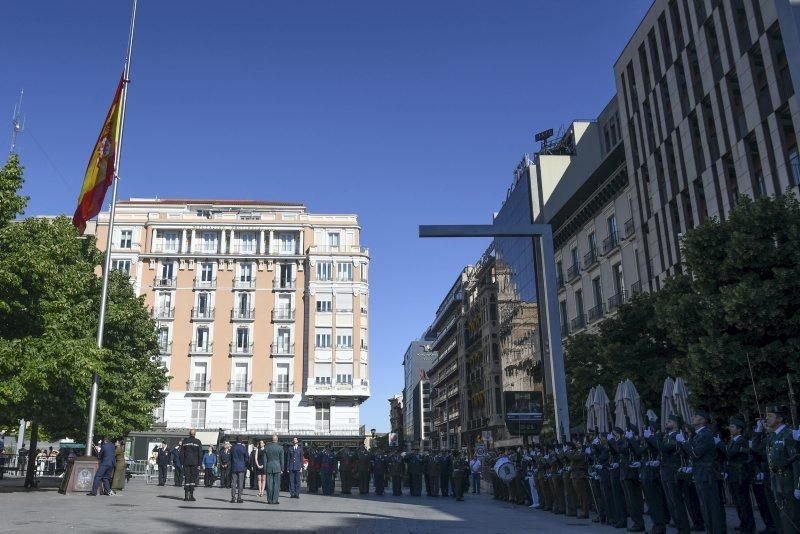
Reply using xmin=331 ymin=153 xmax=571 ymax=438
xmin=618 ymin=426 xmax=645 ymax=532
xmin=676 ymin=409 xmax=725 ymax=534
xmin=606 ymin=428 xmax=629 ymax=528
xmin=547 ymin=445 xmax=565 ymax=514
xmin=589 ymin=432 xmax=613 ymax=525
xmin=388 ymin=449 xmax=405 ymax=496
xmin=372 ymin=448 xmax=387 ymax=496
xmin=406 ymin=447 xmax=424 ymax=496
xmin=452 ymin=450 xmax=469 ymax=501
xmin=567 ymin=439 xmax=591 ymax=519
xmin=338 ymin=446 xmax=353 ymax=494
xmin=761 ymin=405 xmax=799 ymax=533
xmin=635 ymin=417 xmax=667 ymax=534
xmin=534 ymin=447 xmax=553 ymax=511
xmin=307 ymin=446 xmax=319 ymax=494
xmin=320 ymin=444 xmax=335 ymax=495
xmin=558 ymin=442 xmax=577 ymax=516
xmin=750 ymin=419 xmax=781 ymax=534
xmin=646 ymin=414 xmax=691 ymax=534
xmin=427 ymin=450 xmax=440 ymax=496
xmin=356 ymin=445 xmax=371 ymax=495
xmin=171 ymin=440 xmax=183 ymax=487
xmin=717 ymin=416 xmax=755 ymax=534
xmin=440 ymin=449 xmax=453 ymax=497
xmin=180 ymin=429 xmax=203 ymax=502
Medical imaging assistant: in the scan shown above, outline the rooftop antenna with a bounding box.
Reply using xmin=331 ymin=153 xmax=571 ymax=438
xmin=10 ymin=89 xmax=25 ymax=156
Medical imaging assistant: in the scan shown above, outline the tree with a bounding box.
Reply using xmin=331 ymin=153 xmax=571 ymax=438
xmin=656 ymin=194 xmax=800 ymax=420
xmin=0 ymin=154 xmax=27 ymax=227
xmin=0 ymin=156 xmax=168 ymax=486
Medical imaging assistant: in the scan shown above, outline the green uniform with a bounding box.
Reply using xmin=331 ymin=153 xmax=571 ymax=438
xmin=766 ymin=425 xmax=800 ymax=533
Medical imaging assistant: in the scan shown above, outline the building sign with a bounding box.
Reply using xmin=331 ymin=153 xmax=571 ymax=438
xmin=504 ymin=391 xmax=544 ymax=436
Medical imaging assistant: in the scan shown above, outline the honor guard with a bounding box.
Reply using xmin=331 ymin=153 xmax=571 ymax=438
xmin=372 ymin=448 xmax=387 ymax=496
xmin=356 ymin=445 xmax=372 ymax=495
xmin=338 ymin=446 xmax=354 ymax=494
xmin=761 ymin=405 xmax=800 ymax=533
xmin=388 ymin=449 xmax=405 ymax=496
xmin=405 ymin=447 xmax=424 ymax=496
xmin=181 ymin=429 xmax=203 ymax=502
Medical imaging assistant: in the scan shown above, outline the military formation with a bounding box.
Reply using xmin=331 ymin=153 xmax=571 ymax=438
xmin=502 ymin=405 xmax=799 ymax=533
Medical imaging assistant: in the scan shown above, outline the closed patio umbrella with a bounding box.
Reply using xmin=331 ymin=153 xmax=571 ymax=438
xmin=622 ymin=379 xmax=644 ymax=435
xmin=585 ymin=387 xmax=597 ymax=434
xmin=661 ymin=377 xmax=676 ymax=432
xmin=614 ymin=381 xmax=626 ymax=431
xmin=592 ymin=385 xmax=612 ymax=433
xmin=672 ymin=377 xmax=694 ymax=428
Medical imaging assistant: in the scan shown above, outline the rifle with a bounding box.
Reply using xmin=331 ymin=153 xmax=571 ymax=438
xmin=787 ymin=374 xmax=798 ymax=428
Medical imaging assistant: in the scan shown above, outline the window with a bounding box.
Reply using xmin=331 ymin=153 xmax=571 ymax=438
xmin=202 ymin=232 xmax=218 ymax=253
xmin=160 ymin=261 xmax=175 ymax=280
xmin=196 ymin=327 xmax=209 ymax=349
xmin=276 ymin=363 xmax=290 ymax=391
xmin=328 ymin=232 xmax=340 ymax=249
xmin=197 ymin=292 xmax=211 ymax=314
xmin=336 ymin=294 xmax=353 ymax=312
xmin=360 ymin=328 xmax=368 ymax=350
xmin=275 ymin=401 xmax=290 ymax=432
xmin=588 ymin=232 xmax=597 ymax=253
xmin=607 ymin=215 xmax=618 ymax=240
xmin=163 ymin=231 xmax=178 ymax=253
xmin=119 ymin=229 xmax=132 ymax=249
xmin=360 ymin=362 xmax=367 ymax=382
xmin=336 ymin=329 xmax=353 ymax=349
xmin=239 ymin=232 xmax=256 ymax=253
xmin=315 ymin=401 xmax=330 ymax=432
xmin=317 ymin=261 xmax=332 ymax=281
xmin=278 ymin=263 xmax=293 ymax=288
xmin=279 ymin=233 xmax=295 ymax=254
xmin=315 ymin=364 xmax=332 ymax=385
xmin=336 ymin=363 xmax=353 ymax=384
xmin=612 ymin=263 xmax=625 ymax=298
xmin=570 ymin=247 xmax=579 ymax=267
xmin=233 ymin=362 xmax=248 ymax=391
xmin=277 ymin=328 xmax=291 ymax=351
xmin=337 ymin=263 xmax=353 ymax=281
xmin=592 ymin=277 xmax=603 ymax=307
xmin=556 ymin=260 xmax=564 ymax=283
xmin=559 ymin=301 xmax=568 ymax=334
xmin=236 ymin=327 xmax=250 ymax=350
xmin=200 ymin=262 xmax=214 ymax=282
xmin=111 ymin=259 xmax=131 ymax=274
xmin=315 ymin=329 xmax=332 ymax=348
xmin=158 ymin=327 xmax=170 ymax=352
xmin=190 ymin=400 xmax=206 ymax=428
xmin=239 ymin=263 xmax=253 ymax=282
xmin=157 ymin=292 xmax=173 ymax=314
xmin=237 ymin=293 xmax=251 ymax=315
xmin=232 ymin=400 xmax=248 ymax=431
xmin=316 ymin=296 xmax=332 ymax=313
xmin=575 ymin=290 xmax=584 ymax=317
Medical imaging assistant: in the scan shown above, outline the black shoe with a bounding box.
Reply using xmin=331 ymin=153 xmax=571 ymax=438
xmin=86 ymin=492 xmax=97 ymax=496
xmin=230 ymin=498 xmax=236 ymax=503
xmin=237 ymin=498 xmax=244 ymax=503
xmin=627 ymin=526 xmax=645 ymax=532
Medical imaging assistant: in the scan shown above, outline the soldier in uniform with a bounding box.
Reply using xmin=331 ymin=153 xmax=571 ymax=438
xmin=534 ymin=448 xmax=552 ymax=511
xmin=716 ymin=416 xmax=755 ymax=534
xmin=306 ymin=446 xmax=319 ymax=494
xmin=181 ymin=429 xmax=203 ymax=502
xmin=320 ymin=444 xmax=335 ymax=496
xmin=760 ymin=405 xmax=799 ymax=534
xmin=567 ymin=439 xmax=591 ymax=519
xmin=338 ymin=446 xmax=353 ymax=494
xmin=452 ymin=450 xmax=469 ymax=501
xmin=422 ymin=450 xmax=432 ymax=496
xmin=636 ymin=418 xmax=668 ymax=534
xmin=646 ymin=414 xmax=691 ymax=534
xmin=589 ymin=432 xmax=613 ymax=525
xmin=606 ymin=428 xmax=630 ymax=529
xmin=750 ymin=419 xmax=780 ymax=534
xmin=548 ymin=446 xmax=566 ymax=514
xmin=675 ymin=409 xmax=725 ymax=534
xmin=372 ymin=448 xmax=387 ymax=496
xmin=356 ymin=445 xmax=371 ymax=495
xmin=406 ymin=447 xmax=424 ymax=496
xmin=388 ymin=449 xmax=404 ymax=496
xmin=558 ymin=442 xmax=577 ymax=516
xmin=427 ymin=450 xmax=440 ymax=496
xmin=617 ymin=427 xmax=645 ymax=532
xmin=440 ymin=450 xmax=453 ymax=497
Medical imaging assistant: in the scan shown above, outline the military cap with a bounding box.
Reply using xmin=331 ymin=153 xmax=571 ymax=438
xmin=667 ymin=413 xmax=683 ymax=426
xmin=728 ymin=416 xmax=745 ymax=429
xmin=694 ymin=409 xmax=711 ymax=423
xmin=612 ymin=426 xmax=624 ymax=435
xmin=766 ymin=405 xmax=788 ymax=417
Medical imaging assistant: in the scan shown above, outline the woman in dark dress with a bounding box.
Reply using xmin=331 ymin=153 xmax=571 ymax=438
xmin=256 ymin=440 xmax=266 ymax=497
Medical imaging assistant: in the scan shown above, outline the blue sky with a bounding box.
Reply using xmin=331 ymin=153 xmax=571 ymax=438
xmin=2 ymin=1 xmax=650 ymax=431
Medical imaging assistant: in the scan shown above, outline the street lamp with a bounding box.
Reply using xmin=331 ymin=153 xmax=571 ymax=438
xmin=370 ymin=428 xmax=376 ymax=449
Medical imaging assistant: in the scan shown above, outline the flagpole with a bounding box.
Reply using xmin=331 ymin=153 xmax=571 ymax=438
xmin=85 ymin=0 xmax=138 ymax=455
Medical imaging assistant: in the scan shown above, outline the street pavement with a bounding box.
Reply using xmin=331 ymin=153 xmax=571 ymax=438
xmin=0 ymin=476 xmax=610 ymax=533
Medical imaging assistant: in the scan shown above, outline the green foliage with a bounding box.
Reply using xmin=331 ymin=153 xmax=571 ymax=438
xmin=0 ymin=155 xmax=28 ymax=226
xmin=0 ymin=157 xmax=168 ymax=441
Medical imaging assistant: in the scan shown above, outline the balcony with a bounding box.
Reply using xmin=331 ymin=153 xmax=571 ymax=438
xmin=188 ymin=341 xmax=213 ymax=355
xmin=273 ymin=279 xmax=296 ymax=290
xmin=271 ymin=343 xmax=295 ymax=357
xmin=272 ymin=308 xmax=296 ymax=321
xmin=607 ymin=291 xmax=625 ymax=312
xmin=154 ymin=277 xmax=177 ymax=289
xmin=231 ymin=308 xmax=255 ymax=321
xmin=228 ymin=380 xmax=252 ymax=393
xmin=229 ymin=244 xmax=258 ymax=255
xmin=432 ymin=362 xmax=458 ymax=386
xmin=359 ymin=379 xmax=369 ymax=388
xmin=186 ymin=380 xmax=210 ymax=392
xmin=191 ymin=307 xmax=215 ymax=321
xmin=270 ymin=380 xmax=294 ymax=394
xmin=583 ymin=249 xmax=599 ymax=269
xmin=630 ymin=280 xmax=642 ymax=298
xmin=336 ymin=343 xmax=354 ymax=351
xmin=194 ymin=278 xmax=217 ymax=290
xmin=312 ymin=377 xmax=332 ymax=390
xmin=587 ymin=303 xmax=605 ymax=323
xmin=570 ymin=314 xmax=586 ymax=331
xmin=229 ymin=342 xmax=254 ymax=356
xmin=335 ymin=380 xmax=354 ymax=390
xmin=153 ymin=307 xmax=175 ymax=320
xmin=623 ymin=218 xmax=635 ymax=239
xmin=309 ymin=245 xmax=369 ymax=255
xmin=234 ymin=279 xmax=256 ymax=290
xmin=158 ymin=342 xmax=173 ymax=355
xmin=360 ymin=306 xmax=368 ymax=315
xmin=567 ymin=262 xmax=581 ymax=281
xmin=602 ymin=233 xmax=619 ymax=255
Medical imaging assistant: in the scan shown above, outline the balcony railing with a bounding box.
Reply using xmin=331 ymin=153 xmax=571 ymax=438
xmin=630 ymin=280 xmax=642 ymax=298
xmin=186 ymin=380 xmax=210 ymax=392
xmin=194 ymin=278 xmax=217 ymax=289
xmin=607 ymin=291 xmax=625 ymax=312
xmin=234 ymin=279 xmax=256 ymax=290
xmin=270 ymin=380 xmax=294 ymax=393
xmin=191 ymin=307 xmax=215 ymax=320
xmin=228 ymin=380 xmax=252 ymax=393
xmin=229 ymin=244 xmax=258 ymax=255
xmin=271 ymin=343 xmax=295 ymax=356
xmin=158 ymin=341 xmax=173 ymax=355
xmin=570 ymin=314 xmax=586 ymax=331
xmin=272 ymin=308 xmax=296 ymax=321
xmin=309 ymin=245 xmax=369 ymax=254
xmin=623 ymin=218 xmax=635 ymax=239
xmin=153 ymin=307 xmax=175 ymax=320
xmin=312 ymin=377 xmax=332 ymax=388
xmin=231 ymin=308 xmax=255 ymax=321
xmin=587 ymin=303 xmax=605 ymax=322
xmin=583 ymin=249 xmax=599 ymax=268
xmin=154 ymin=277 xmax=177 ymax=289
xmin=273 ymin=279 xmax=296 ymax=290
xmin=359 ymin=379 xmax=369 ymax=388
xmin=335 ymin=380 xmax=354 ymax=390
xmin=336 ymin=343 xmax=354 ymax=350
xmin=567 ymin=263 xmax=581 ymax=281
xmin=189 ymin=341 xmax=213 ymax=354
xmin=229 ymin=342 xmax=254 ymax=355
xmin=602 ymin=233 xmax=619 ymax=255
xmin=360 ymin=343 xmax=368 ymax=351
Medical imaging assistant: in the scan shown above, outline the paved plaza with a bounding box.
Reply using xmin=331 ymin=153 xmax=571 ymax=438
xmin=0 ymin=477 xmax=612 ymax=534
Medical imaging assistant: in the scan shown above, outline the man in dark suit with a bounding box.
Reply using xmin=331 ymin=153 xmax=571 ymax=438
xmin=717 ymin=416 xmax=755 ymax=534
xmin=171 ymin=440 xmax=183 ymax=487
xmin=87 ymin=437 xmax=116 ymax=496
xmin=156 ymin=441 xmax=170 ymax=486
xmin=287 ymin=437 xmax=304 ymax=498
xmin=676 ymin=409 xmax=725 ymax=534
xmin=265 ymin=434 xmax=285 ymax=504
xmin=230 ymin=436 xmax=248 ymax=504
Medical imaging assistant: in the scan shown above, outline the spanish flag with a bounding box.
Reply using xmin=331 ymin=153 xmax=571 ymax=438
xmin=72 ymin=75 xmax=124 ymax=235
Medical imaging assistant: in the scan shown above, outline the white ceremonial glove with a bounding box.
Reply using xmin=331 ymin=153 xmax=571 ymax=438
xmin=592 ymin=437 xmax=600 ymax=446
xmin=611 ymin=462 xmax=619 ymax=469
xmin=755 ymin=420 xmax=764 ymax=433
xmin=651 ymin=460 xmax=660 ymax=467
xmin=722 ymin=472 xmax=728 ymax=480
xmin=714 ymin=435 xmax=721 ymax=445
xmin=675 ymin=433 xmax=685 ymax=443
xmin=748 ymin=440 xmax=753 ymax=449
xmin=593 ymin=464 xmax=602 ymax=471
xmin=686 ymin=466 xmax=693 ymax=474
xmin=794 ymin=488 xmax=800 ymax=500
xmin=643 ymin=429 xmax=652 ymax=438
xmin=630 ymin=461 xmax=641 ymax=469
xmin=756 ymin=472 xmax=765 ymax=482
xmin=625 ymin=430 xmax=633 ymax=439
xmin=793 ymin=428 xmax=800 ymax=441
xmin=606 ymin=433 xmax=614 ymax=442
xmin=584 ymin=447 xmax=592 ymax=455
